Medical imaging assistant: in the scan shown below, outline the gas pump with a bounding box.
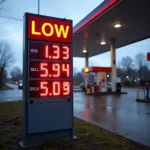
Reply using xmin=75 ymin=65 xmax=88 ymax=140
xmin=82 ymin=67 xmax=112 ymax=93
xmin=97 ymin=72 xmax=107 ymax=92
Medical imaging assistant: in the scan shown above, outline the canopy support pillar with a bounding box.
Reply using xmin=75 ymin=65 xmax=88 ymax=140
xmin=110 ymin=39 xmax=117 ymax=92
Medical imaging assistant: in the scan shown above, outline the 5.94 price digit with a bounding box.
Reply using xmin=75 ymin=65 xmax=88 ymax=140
xmin=53 ymin=63 xmax=60 ymax=77
xmin=40 ymin=63 xmax=48 ymax=77
xmin=62 ymin=64 xmax=70 ymax=77
xmin=39 ymin=62 xmax=70 ymax=78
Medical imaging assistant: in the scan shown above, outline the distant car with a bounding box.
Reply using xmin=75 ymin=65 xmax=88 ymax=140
xmin=18 ymin=80 xmax=23 ymax=89
xmin=80 ymin=83 xmax=86 ymax=91
xmin=107 ymin=82 xmax=112 ymax=92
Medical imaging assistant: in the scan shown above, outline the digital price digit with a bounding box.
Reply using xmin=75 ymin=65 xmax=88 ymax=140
xmin=40 ymin=81 xmax=48 ymax=96
xmin=53 ymin=82 xmax=61 ymax=96
xmin=63 ymin=81 xmax=70 ymax=95
xmin=53 ymin=63 xmax=60 ymax=77
xmin=62 ymin=64 xmax=70 ymax=77
xmin=45 ymin=45 xmax=49 ymax=58
xmin=40 ymin=63 xmax=48 ymax=77
xmin=62 ymin=46 xmax=69 ymax=60
xmin=52 ymin=45 xmax=60 ymax=59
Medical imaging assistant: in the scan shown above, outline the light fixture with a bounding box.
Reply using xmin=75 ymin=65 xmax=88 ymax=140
xmin=107 ymin=75 xmax=109 ymax=78
xmin=84 ymin=67 xmax=89 ymax=73
xmin=114 ymin=23 xmax=121 ymax=28
xmin=100 ymin=33 xmax=106 ymax=45
xmin=83 ymin=49 xmax=87 ymax=53
xmin=100 ymin=41 xmax=106 ymax=45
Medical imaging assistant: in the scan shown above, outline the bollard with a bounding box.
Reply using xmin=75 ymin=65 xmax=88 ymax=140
xmin=87 ymin=88 xmax=91 ymax=94
xmin=137 ymin=88 xmax=140 ymax=99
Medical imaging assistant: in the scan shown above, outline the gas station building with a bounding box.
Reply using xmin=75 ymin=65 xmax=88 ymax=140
xmin=73 ymin=0 xmax=150 ymax=92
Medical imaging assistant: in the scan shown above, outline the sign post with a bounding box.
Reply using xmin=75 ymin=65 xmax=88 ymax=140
xmin=20 ymin=13 xmax=73 ymax=147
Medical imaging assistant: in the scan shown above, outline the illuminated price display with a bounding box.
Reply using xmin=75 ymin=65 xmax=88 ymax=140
xmin=28 ymin=41 xmax=72 ymax=98
xmin=23 ymin=13 xmax=73 ymax=142
xmin=29 ymin=80 xmax=71 ymax=97
xmin=29 ymin=62 xmax=71 ymax=78
xmin=29 ymin=42 xmax=71 ymax=60
xmin=25 ymin=14 xmax=72 ymax=100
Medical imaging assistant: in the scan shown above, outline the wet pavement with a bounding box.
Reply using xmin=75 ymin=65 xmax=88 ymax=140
xmin=0 ymin=83 xmax=22 ymax=102
xmin=0 ymin=84 xmax=150 ymax=147
xmin=74 ymin=89 xmax=150 ymax=147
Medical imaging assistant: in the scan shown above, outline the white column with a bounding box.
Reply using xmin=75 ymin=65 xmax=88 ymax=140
xmin=110 ymin=39 xmax=117 ymax=92
xmin=85 ymin=52 xmax=89 ymax=89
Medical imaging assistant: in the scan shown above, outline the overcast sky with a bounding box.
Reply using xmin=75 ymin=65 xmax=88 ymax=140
xmin=0 ymin=0 xmax=150 ymax=73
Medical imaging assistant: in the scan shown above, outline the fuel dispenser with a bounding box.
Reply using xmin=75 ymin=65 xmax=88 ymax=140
xmin=82 ymin=67 xmax=112 ymax=93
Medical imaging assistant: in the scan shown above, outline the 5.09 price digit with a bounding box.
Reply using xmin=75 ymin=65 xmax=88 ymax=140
xmin=53 ymin=82 xmax=60 ymax=96
xmin=40 ymin=81 xmax=48 ymax=96
xmin=40 ymin=81 xmax=71 ymax=97
xmin=63 ymin=81 xmax=70 ymax=95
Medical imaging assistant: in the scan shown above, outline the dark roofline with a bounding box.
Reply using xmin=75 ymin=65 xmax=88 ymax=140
xmin=73 ymin=0 xmax=120 ymax=35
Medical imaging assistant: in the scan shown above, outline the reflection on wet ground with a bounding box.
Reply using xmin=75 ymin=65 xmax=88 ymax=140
xmin=0 ymin=83 xmax=22 ymax=101
xmin=0 ymin=84 xmax=149 ymax=147
xmin=74 ymin=89 xmax=150 ymax=147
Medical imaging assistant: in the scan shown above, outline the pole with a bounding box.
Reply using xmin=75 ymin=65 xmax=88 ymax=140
xmin=110 ymin=39 xmax=117 ymax=92
xmin=85 ymin=52 xmax=89 ymax=90
xmin=38 ymin=0 xmax=40 ymax=15
xmin=85 ymin=52 xmax=89 ymax=68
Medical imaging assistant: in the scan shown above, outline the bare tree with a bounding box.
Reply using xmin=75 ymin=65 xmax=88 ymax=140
xmin=0 ymin=0 xmax=5 ymax=5
xmin=0 ymin=0 xmax=6 ymax=9
xmin=0 ymin=41 xmax=14 ymax=88
xmin=121 ymin=56 xmax=133 ymax=69
xmin=135 ymin=53 xmax=147 ymax=78
xmin=10 ymin=66 xmax=22 ymax=82
xmin=141 ymin=65 xmax=149 ymax=80
xmin=121 ymin=56 xmax=134 ymax=77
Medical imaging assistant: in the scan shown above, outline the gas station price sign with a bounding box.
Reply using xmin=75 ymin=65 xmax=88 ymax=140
xmin=22 ymin=13 xmax=73 ymax=146
xmin=24 ymin=14 xmax=73 ymax=99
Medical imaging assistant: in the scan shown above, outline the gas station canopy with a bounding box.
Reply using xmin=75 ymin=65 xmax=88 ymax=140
xmin=73 ymin=0 xmax=150 ymax=57
xmin=82 ymin=67 xmax=112 ymax=73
